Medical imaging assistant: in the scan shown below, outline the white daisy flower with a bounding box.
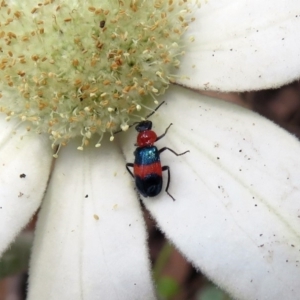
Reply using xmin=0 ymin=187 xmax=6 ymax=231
xmin=1 ymin=0 xmax=300 ymax=299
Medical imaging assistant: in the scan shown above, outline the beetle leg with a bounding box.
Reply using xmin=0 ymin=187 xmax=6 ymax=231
xmin=126 ymin=163 xmax=135 ymax=178
xmin=162 ymin=166 xmax=175 ymax=201
xmin=159 ymin=147 xmax=189 ymax=156
xmin=156 ymin=123 xmax=173 ymax=142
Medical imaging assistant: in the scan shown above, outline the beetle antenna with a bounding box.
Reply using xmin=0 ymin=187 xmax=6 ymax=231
xmin=113 ymin=101 xmax=165 ymax=135
xmin=144 ymin=101 xmax=165 ymax=119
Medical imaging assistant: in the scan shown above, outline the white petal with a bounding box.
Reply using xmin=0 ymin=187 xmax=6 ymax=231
xmin=120 ymin=86 xmax=300 ymax=300
xmin=177 ymin=0 xmax=300 ymax=91
xmin=0 ymin=117 xmax=52 ymax=256
xmin=28 ymin=139 xmax=155 ymax=300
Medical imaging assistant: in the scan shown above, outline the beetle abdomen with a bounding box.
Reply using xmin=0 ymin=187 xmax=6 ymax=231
xmin=135 ymin=174 xmax=163 ymax=197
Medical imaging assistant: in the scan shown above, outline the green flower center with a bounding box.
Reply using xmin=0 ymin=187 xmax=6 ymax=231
xmin=0 ymin=0 xmax=193 ymax=153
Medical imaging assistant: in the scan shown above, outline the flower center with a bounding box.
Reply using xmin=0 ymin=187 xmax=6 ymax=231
xmin=0 ymin=0 xmax=192 ymax=152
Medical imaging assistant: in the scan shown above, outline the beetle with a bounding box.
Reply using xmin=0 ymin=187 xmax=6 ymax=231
xmin=126 ymin=103 xmax=189 ymax=200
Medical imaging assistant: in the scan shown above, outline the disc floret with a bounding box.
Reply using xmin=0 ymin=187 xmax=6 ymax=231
xmin=0 ymin=0 xmax=192 ymax=150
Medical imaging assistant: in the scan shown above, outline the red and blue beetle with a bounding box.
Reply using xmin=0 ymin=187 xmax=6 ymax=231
xmin=126 ymin=102 xmax=189 ymax=200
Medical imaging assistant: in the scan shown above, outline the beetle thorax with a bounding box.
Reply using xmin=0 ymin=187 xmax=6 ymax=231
xmin=137 ymin=130 xmax=157 ymax=147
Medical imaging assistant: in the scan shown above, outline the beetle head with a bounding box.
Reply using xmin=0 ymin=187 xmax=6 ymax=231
xmin=135 ymin=120 xmax=152 ymax=132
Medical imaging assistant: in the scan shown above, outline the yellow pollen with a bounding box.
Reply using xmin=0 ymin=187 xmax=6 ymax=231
xmin=0 ymin=0 xmax=194 ymax=152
